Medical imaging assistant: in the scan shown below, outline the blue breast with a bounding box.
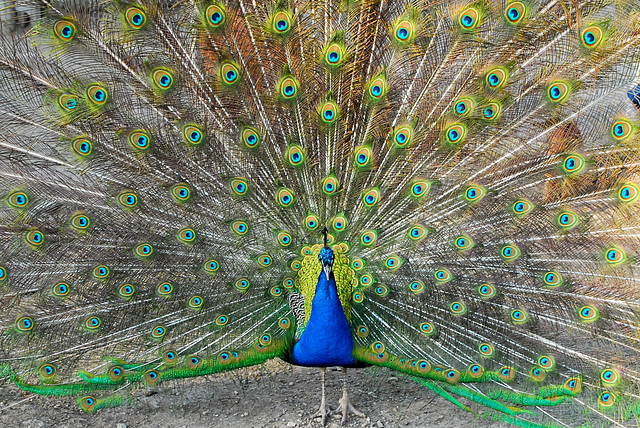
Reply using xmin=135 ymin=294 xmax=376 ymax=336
xmin=291 ymin=270 xmax=355 ymax=367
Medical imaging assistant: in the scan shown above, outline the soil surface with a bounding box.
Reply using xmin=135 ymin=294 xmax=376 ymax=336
xmin=0 ymin=360 xmax=510 ymax=428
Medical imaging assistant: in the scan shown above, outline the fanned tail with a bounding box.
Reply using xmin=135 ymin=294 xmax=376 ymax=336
xmin=0 ymin=1 xmax=639 ymax=426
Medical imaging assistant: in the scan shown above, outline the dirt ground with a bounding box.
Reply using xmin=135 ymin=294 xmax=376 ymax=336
xmin=0 ymin=360 xmax=510 ymax=428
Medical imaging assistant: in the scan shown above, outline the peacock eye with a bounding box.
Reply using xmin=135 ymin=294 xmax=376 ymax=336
xmin=393 ymin=125 xmax=414 ymax=147
xmin=235 ymin=278 xmax=250 ymax=291
xmin=128 ymin=130 xmax=151 ymax=151
xmin=393 ymin=20 xmax=415 ymax=43
xmin=54 ymin=20 xmax=76 ymax=40
xmin=510 ymin=309 xmax=529 ymax=323
xmin=177 ymin=227 xmax=196 ymax=244
xmin=322 ymin=176 xmax=339 ymax=195
xmin=220 ymin=62 xmax=240 ymax=85
xmin=276 ymin=188 xmax=295 ymax=207
xmin=453 ymin=235 xmax=473 ymax=251
xmin=547 ymin=81 xmax=570 ymax=102
xmin=543 ymin=271 xmax=563 ymax=288
xmin=617 ymin=183 xmax=639 ymax=203
xmin=501 ymin=244 xmax=520 ymax=261
xmin=449 ymin=301 xmax=467 ymax=315
xmin=325 ymin=43 xmax=344 ymax=66
xmin=459 ymin=7 xmax=479 ymax=30
xmin=479 ymin=343 xmax=495 ymax=357
xmin=353 ymin=146 xmax=373 ymax=168
xmin=152 ymin=69 xmax=174 ymax=90
xmin=230 ymin=178 xmax=248 ymax=196
xmin=241 ymin=127 xmax=259 ymax=148
xmin=86 ymin=85 xmax=108 ymax=105
xmin=16 ymin=316 xmax=34 ymax=332
xmin=512 ymin=199 xmax=533 ymax=215
xmin=331 ymin=215 xmax=347 ymax=232
xmin=453 ymin=97 xmax=474 ymax=116
xmin=71 ymin=138 xmax=93 ymax=156
xmin=604 ymin=247 xmax=625 ymax=264
xmin=367 ymin=77 xmax=387 ymax=100
xmin=286 ymin=145 xmax=305 ymax=166
xmin=485 ymin=67 xmax=507 ymax=89
xmin=319 ymin=101 xmax=338 ymax=123
xmin=445 ymin=124 xmax=466 ymax=144
xmin=581 ymin=26 xmax=603 ymax=48
xmin=58 ymin=93 xmax=79 ymax=111
xmin=157 ymin=282 xmax=174 ymax=297
xmin=279 ymin=76 xmax=299 ymax=99
xmin=409 ymin=280 xmax=425 ymax=294
xmin=469 ymin=364 xmax=484 ymax=379
xmin=272 ymin=11 xmax=292 ymax=34
xmin=434 ymin=268 xmax=452 ymax=283
xmin=119 ymin=284 xmax=135 ymax=299
xmin=408 ymin=225 xmax=427 ymax=241
xmin=134 ymin=243 xmax=153 ymax=258
xmin=384 ymin=256 xmax=400 ymax=270
xmin=205 ymin=5 xmax=226 ymax=28
xmin=362 ymin=188 xmax=380 ymax=207
xmin=125 ymin=7 xmax=146 ymax=28
xmin=482 ymin=102 xmax=501 ymax=120
xmin=419 ymin=322 xmax=435 ymax=335
xmin=477 ymin=283 xmax=496 ymax=298
xmin=80 ymin=396 xmax=97 ymax=411
xmin=537 ymin=355 xmax=555 ymax=370
xmin=505 ymin=2 xmax=526 ymax=24
xmin=92 ymin=265 xmax=110 ymax=279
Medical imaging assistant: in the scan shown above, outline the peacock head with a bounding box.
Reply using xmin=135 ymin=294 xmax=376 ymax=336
xmin=319 ymin=226 xmax=335 ymax=276
xmin=319 ymin=246 xmax=334 ymax=268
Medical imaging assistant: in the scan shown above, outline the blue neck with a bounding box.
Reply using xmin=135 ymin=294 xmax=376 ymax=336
xmin=291 ymin=270 xmax=355 ymax=367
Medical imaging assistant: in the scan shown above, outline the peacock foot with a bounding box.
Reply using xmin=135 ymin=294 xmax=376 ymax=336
xmin=333 ymin=389 xmax=366 ymax=426
xmin=312 ymin=367 xmax=332 ymax=426
xmin=312 ymin=397 xmax=332 ymax=426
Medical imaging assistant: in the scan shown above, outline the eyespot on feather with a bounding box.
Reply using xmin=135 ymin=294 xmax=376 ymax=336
xmin=324 ymin=43 xmax=345 ymax=67
xmin=319 ymin=101 xmax=338 ymax=123
xmin=611 ymin=119 xmax=633 ymax=141
xmin=220 ymin=61 xmax=240 ymax=85
xmin=188 ymin=295 xmax=204 ymax=310
xmin=362 ymin=188 xmax=380 ymax=207
xmin=205 ymin=4 xmax=226 ymax=28
xmin=86 ymin=85 xmax=108 ymax=105
xmin=459 ymin=7 xmax=480 ymax=30
xmin=393 ymin=19 xmax=415 ymax=43
xmin=54 ymin=20 xmax=76 ymax=40
xmin=276 ymin=188 xmax=295 ymax=207
xmin=286 ymin=145 xmax=305 ymax=166
xmin=272 ymin=11 xmax=293 ymax=34
xmin=125 ymin=7 xmax=146 ymax=29
xmin=177 ymin=227 xmax=196 ymax=244
xmin=183 ymin=125 xmax=204 ymax=146
xmin=445 ymin=124 xmax=466 ymax=145
xmin=279 ymin=76 xmax=299 ymax=99
xmin=505 ymin=2 xmax=526 ymax=24
xmin=128 ymin=130 xmax=151 ymax=151
xmin=512 ymin=199 xmax=533 ymax=216
xmin=547 ymin=81 xmax=570 ymax=103
xmin=152 ymin=69 xmax=174 ymax=90
xmin=58 ymin=93 xmax=79 ymax=112
xmin=582 ymin=26 xmax=603 ymax=49
xmin=485 ymin=67 xmax=508 ymax=89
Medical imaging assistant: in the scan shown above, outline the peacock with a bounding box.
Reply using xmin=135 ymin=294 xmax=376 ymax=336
xmin=1 ymin=0 xmax=640 ymax=426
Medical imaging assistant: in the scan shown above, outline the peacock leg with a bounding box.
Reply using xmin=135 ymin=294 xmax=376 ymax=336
xmin=333 ymin=367 xmax=366 ymax=425
xmin=312 ymin=367 xmax=331 ymax=426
